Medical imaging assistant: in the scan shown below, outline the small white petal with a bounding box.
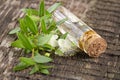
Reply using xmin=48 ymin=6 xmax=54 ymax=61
xmin=58 ymin=39 xmax=73 ymax=52
xmin=48 ymin=35 xmax=58 ymax=47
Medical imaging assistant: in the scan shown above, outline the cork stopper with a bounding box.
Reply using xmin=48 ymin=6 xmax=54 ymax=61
xmin=79 ymin=30 xmax=107 ymax=57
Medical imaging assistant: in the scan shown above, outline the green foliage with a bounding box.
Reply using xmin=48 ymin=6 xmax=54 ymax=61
xmin=29 ymin=64 xmax=39 ymax=74
xmin=42 ymin=44 xmax=54 ymax=50
xmin=39 ymin=0 xmax=45 ymax=17
xmin=41 ymin=19 xmax=47 ymax=34
xmin=20 ymin=57 xmax=36 ymax=65
xmin=17 ymin=32 xmax=35 ymax=50
xmin=21 ymin=9 xmax=38 ymax=16
xmin=29 ymin=15 xmax=40 ymax=22
xmin=47 ymin=3 xmax=61 ymax=13
xmin=9 ymin=27 xmax=20 ymax=34
xmin=39 ymin=64 xmax=53 ymax=69
xmin=40 ymin=14 xmax=52 ymax=21
xmin=40 ymin=69 xmax=49 ymax=75
xmin=47 ymin=20 xmax=56 ymax=33
xmin=60 ymin=32 xmax=68 ymax=39
xmin=19 ymin=19 xmax=28 ymax=33
xmin=24 ymin=15 xmax=38 ymax=34
xmin=9 ymin=0 xmax=68 ymax=75
xmin=55 ymin=49 xmax=63 ymax=56
xmin=13 ymin=62 xmax=30 ymax=71
xmin=33 ymin=54 xmax=52 ymax=63
xmin=37 ymin=34 xmax=52 ymax=46
xmin=11 ymin=40 xmax=25 ymax=48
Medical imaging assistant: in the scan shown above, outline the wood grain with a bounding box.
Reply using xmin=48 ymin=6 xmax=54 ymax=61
xmin=0 ymin=0 xmax=120 ymax=80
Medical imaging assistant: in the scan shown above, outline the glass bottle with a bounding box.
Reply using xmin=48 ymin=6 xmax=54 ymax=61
xmin=53 ymin=6 xmax=107 ymax=57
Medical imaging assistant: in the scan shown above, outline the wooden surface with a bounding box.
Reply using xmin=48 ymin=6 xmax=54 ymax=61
xmin=0 ymin=0 xmax=120 ymax=80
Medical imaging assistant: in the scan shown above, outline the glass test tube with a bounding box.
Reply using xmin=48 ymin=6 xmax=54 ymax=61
xmin=53 ymin=6 xmax=107 ymax=57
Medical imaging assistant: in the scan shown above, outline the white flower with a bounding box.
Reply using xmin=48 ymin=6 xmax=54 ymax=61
xmin=48 ymin=35 xmax=58 ymax=47
xmin=57 ymin=39 xmax=73 ymax=52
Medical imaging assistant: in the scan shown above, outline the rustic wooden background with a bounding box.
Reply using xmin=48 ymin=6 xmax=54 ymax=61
xmin=0 ymin=0 xmax=120 ymax=80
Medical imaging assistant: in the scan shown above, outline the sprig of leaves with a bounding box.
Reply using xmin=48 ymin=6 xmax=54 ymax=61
xmin=9 ymin=0 xmax=67 ymax=75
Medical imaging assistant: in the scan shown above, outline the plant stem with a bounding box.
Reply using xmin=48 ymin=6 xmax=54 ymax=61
xmin=32 ymin=48 xmax=35 ymax=58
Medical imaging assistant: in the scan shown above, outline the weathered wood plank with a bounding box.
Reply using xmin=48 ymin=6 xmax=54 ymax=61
xmin=0 ymin=0 xmax=120 ymax=80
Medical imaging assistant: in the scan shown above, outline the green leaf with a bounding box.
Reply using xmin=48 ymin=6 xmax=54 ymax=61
xmin=21 ymin=8 xmax=38 ymax=16
xmin=37 ymin=34 xmax=52 ymax=46
xmin=13 ymin=62 xmax=30 ymax=71
xmin=55 ymin=49 xmax=63 ymax=56
xmin=11 ymin=40 xmax=25 ymax=48
xmin=29 ymin=64 xmax=39 ymax=74
xmin=45 ymin=10 xmax=51 ymax=15
xmin=39 ymin=64 xmax=53 ymax=69
xmin=17 ymin=32 xmax=34 ymax=50
xmin=41 ymin=19 xmax=47 ymax=34
xmin=25 ymin=49 xmax=31 ymax=54
xmin=29 ymin=15 xmax=40 ymax=22
xmin=47 ymin=20 xmax=56 ymax=33
xmin=40 ymin=14 xmax=52 ymax=21
xmin=33 ymin=54 xmax=52 ymax=63
xmin=20 ymin=57 xmax=36 ymax=65
xmin=39 ymin=0 xmax=45 ymax=17
xmin=25 ymin=15 xmax=38 ymax=34
xmin=40 ymin=69 xmax=49 ymax=75
xmin=47 ymin=3 xmax=61 ymax=13
xmin=60 ymin=32 xmax=68 ymax=39
xmin=9 ymin=27 xmax=20 ymax=34
xmin=19 ymin=19 xmax=28 ymax=33
xmin=42 ymin=44 xmax=54 ymax=50
xmin=56 ymin=18 xmax=68 ymax=25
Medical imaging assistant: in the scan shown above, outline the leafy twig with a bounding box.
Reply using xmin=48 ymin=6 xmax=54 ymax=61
xmin=9 ymin=0 xmax=67 ymax=75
